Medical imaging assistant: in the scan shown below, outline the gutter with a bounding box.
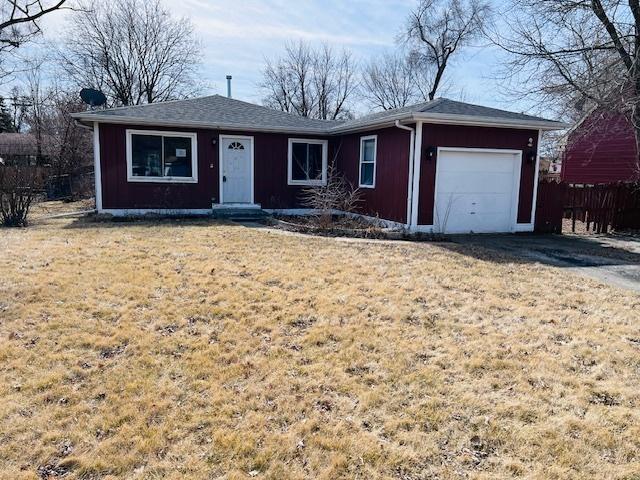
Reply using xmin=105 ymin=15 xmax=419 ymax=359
xmin=72 ymin=111 xmax=568 ymax=136
xmin=394 ymin=120 xmax=416 ymax=227
xmin=70 ymin=113 xmax=336 ymax=136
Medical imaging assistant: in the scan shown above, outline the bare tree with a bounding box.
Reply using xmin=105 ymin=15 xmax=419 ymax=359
xmin=261 ymin=41 xmax=357 ymax=120
xmin=495 ymin=0 xmax=640 ymax=178
xmin=402 ymin=0 xmax=491 ymax=101
xmin=0 ymin=0 xmax=69 ymax=78
xmin=362 ymin=53 xmax=419 ymax=110
xmin=59 ymin=0 xmax=202 ymax=106
xmin=13 ymin=59 xmax=92 ymax=198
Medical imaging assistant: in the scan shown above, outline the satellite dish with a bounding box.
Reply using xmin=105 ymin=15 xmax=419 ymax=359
xmin=80 ymin=88 xmax=107 ymax=108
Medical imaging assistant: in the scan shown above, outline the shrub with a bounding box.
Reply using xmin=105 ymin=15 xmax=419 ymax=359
xmin=0 ymin=166 xmax=44 ymax=227
xmin=299 ymin=162 xmax=362 ymax=229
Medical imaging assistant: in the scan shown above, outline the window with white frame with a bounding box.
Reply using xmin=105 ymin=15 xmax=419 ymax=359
xmin=126 ymin=129 xmax=197 ymax=183
xmin=359 ymin=135 xmax=377 ymax=188
xmin=288 ymin=138 xmax=328 ymax=185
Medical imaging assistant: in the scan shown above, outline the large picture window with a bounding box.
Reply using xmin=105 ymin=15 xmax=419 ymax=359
xmin=287 ymin=138 xmax=328 ymax=186
xmin=359 ymin=135 xmax=377 ymax=188
xmin=126 ymin=130 xmax=198 ymax=183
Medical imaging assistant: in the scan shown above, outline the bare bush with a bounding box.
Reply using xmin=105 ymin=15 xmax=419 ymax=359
xmin=299 ymin=161 xmax=362 ymax=229
xmin=0 ymin=165 xmax=44 ymax=226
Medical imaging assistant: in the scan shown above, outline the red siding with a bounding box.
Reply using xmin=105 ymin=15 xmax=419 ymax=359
xmin=98 ymin=123 xmax=330 ymax=210
xmin=417 ymin=124 xmax=539 ymax=225
xmin=99 ymin=122 xmax=538 ymax=226
xmin=563 ymin=112 xmax=638 ymax=184
xmin=99 ymin=124 xmax=216 ymax=209
xmin=335 ymin=126 xmax=412 ymax=224
xmin=252 ymin=132 xmax=330 ymax=209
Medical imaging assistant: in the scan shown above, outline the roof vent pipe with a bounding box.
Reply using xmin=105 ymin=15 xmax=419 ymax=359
xmin=226 ymin=75 xmax=232 ymax=98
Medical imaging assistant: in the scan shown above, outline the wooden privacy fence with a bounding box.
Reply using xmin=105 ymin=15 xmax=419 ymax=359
xmin=535 ymin=181 xmax=640 ymax=233
xmin=534 ymin=180 xmax=567 ymax=233
xmin=564 ymin=183 xmax=640 ymax=233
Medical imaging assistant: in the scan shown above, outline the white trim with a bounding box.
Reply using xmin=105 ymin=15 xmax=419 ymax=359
xmin=529 ymin=129 xmax=543 ymax=227
xmin=410 ymin=121 xmax=424 ymax=228
xmin=218 ymin=134 xmax=255 ymax=205
xmin=431 ymin=147 xmax=523 ymax=234
xmin=393 ymin=121 xmax=415 ymax=227
xmin=411 ymin=113 xmax=568 ymax=131
xmin=125 ymin=129 xmax=198 ymax=183
xmin=411 ymin=224 xmax=435 ymax=233
xmin=264 ymin=208 xmax=406 ymax=230
xmin=73 ymin=111 xmax=567 ymax=135
xmin=287 ymin=138 xmax=329 ymax=186
xmin=212 ymin=203 xmax=260 ymax=210
xmin=358 ymin=135 xmax=378 ymax=188
xmin=514 ymin=223 xmax=534 ymax=232
xmin=93 ymin=122 xmax=102 ymax=212
xmin=101 ymin=209 xmax=212 ymax=216
xmin=73 ymin=115 xmax=334 ymax=135
xmin=264 ymin=208 xmax=320 ymax=216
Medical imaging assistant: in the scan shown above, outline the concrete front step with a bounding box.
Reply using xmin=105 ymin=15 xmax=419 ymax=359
xmin=212 ymin=208 xmax=271 ymax=221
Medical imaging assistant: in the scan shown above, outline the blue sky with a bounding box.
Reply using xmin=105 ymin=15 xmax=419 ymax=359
xmin=19 ymin=0 xmax=523 ymax=115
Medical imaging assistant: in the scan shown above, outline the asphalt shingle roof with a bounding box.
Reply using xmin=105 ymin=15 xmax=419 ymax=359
xmin=81 ymin=95 xmax=341 ymax=133
xmin=74 ymin=95 xmax=563 ymax=133
xmin=334 ymin=98 xmax=559 ymax=131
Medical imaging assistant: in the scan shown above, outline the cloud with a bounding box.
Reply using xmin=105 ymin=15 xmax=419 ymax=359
xmin=10 ymin=0 xmax=533 ymax=114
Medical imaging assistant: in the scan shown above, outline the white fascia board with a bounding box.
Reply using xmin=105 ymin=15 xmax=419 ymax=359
xmin=412 ymin=113 xmax=569 ymax=131
xmin=73 ymin=111 xmax=568 ymax=136
xmin=70 ymin=114 xmax=332 ymax=136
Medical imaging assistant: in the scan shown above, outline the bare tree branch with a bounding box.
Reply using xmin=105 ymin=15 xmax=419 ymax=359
xmin=58 ymin=0 xmax=203 ymax=107
xmin=402 ymin=0 xmax=491 ymax=100
xmin=261 ymin=41 xmax=357 ymax=120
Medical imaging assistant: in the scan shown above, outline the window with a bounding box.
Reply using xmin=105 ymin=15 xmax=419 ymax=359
xmin=359 ymin=135 xmax=377 ymax=188
xmin=288 ymin=138 xmax=328 ymax=185
xmin=126 ymin=129 xmax=197 ymax=183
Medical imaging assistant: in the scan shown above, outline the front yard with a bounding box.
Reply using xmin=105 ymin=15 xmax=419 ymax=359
xmin=1 ymin=216 xmax=639 ymax=479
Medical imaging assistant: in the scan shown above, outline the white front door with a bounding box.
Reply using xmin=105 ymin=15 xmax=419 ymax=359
xmin=434 ymin=148 xmax=522 ymax=234
xmin=221 ymin=136 xmax=253 ymax=204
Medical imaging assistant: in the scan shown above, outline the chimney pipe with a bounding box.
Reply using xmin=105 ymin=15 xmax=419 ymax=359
xmin=226 ymin=75 xmax=232 ymax=98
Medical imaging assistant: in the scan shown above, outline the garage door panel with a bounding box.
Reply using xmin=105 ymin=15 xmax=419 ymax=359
xmin=438 ymin=152 xmax=516 ymax=174
xmin=438 ymin=172 xmax=515 ymax=194
xmin=434 ymin=149 xmax=520 ymax=234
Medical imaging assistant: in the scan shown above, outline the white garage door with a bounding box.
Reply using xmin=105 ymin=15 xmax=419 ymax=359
xmin=434 ymin=149 xmax=521 ymax=234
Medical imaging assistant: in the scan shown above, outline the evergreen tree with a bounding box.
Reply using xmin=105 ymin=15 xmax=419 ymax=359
xmin=0 ymin=97 xmax=16 ymax=133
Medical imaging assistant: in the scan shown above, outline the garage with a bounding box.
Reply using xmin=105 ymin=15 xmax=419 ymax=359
xmin=433 ymin=148 xmax=522 ymax=234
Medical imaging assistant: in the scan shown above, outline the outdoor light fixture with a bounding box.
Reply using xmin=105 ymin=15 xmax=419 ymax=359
xmin=527 ymin=150 xmax=537 ymax=163
xmin=527 ymin=137 xmax=534 ymax=148
xmin=425 ymin=146 xmax=437 ymax=160
xmin=212 ymin=138 xmax=218 ymax=146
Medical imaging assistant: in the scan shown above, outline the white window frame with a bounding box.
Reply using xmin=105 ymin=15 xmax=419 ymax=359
xmin=287 ymin=138 xmax=328 ymax=186
xmin=359 ymin=135 xmax=378 ymax=188
xmin=126 ymin=129 xmax=198 ymax=183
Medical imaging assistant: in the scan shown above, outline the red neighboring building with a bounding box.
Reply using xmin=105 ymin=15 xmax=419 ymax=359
xmin=563 ymin=111 xmax=639 ymax=184
xmin=72 ymin=95 xmax=564 ymax=234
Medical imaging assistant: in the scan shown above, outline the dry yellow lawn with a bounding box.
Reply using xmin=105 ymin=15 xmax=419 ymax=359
xmin=1 ymin=216 xmax=639 ymax=480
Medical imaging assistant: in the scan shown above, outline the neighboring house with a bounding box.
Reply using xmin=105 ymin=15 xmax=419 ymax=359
xmin=562 ymin=110 xmax=639 ymax=184
xmin=539 ymin=156 xmax=562 ymax=181
xmin=71 ymin=95 xmax=564 ymax=234
xmin=0 ymin=133 xmax=53 ymax=166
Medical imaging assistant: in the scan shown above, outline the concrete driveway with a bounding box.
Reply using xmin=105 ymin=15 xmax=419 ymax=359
xmin=449 ymin=233 xmax=640 ymax=292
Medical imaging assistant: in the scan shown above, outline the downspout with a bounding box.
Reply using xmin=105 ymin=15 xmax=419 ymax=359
xmin=395 ymin=120 xmax=415 ymax=228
